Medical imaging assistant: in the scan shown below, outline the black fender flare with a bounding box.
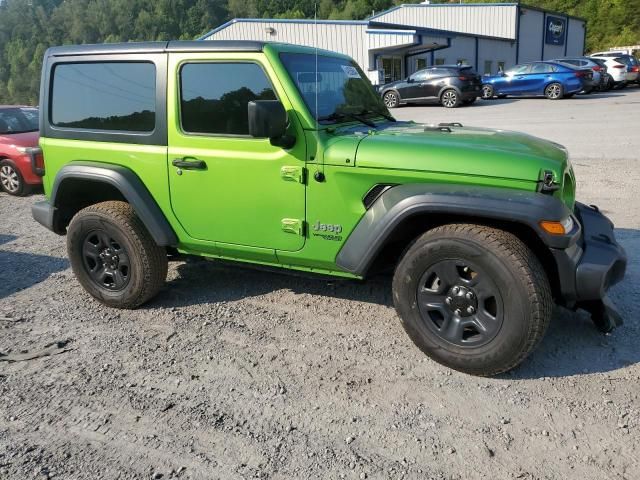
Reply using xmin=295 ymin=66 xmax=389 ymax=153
xmin=335 ymin=183 xmax=578 ymax=276
xmin=49 ymin=161 xmax=178 ymax=246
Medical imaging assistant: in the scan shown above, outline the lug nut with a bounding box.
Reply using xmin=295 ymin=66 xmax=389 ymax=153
xmin=467 ymin=306 xmax=475 ymax=314
xmin=455 ymin=309 xmax=462 ymax=315
xmin=466 ymin=292 xmax=474 ymax=300
xmin=445 ymin=297 xmax=452 ymax=305
xmin=452 ymin=286 xmax=460 ymax=294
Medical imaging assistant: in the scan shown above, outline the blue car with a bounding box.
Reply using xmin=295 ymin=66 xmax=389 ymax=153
xmin=481 ymin=61 xmax=591 ymax=100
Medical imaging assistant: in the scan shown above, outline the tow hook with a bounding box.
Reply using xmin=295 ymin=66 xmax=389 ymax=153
xmin=580 ymin=297 xmax=624 ymax=333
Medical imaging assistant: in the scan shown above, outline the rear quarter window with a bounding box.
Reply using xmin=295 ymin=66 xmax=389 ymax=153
xmin=51 ymin=62 xmax=156 ymax=132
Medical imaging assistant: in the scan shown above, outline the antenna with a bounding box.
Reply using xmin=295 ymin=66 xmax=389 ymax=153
xmin=314 ymin=1 xmax=319 ymax=130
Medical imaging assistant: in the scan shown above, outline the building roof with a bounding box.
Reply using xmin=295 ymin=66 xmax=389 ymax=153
xmin=201 ymin=2 xmax=585 ymax=42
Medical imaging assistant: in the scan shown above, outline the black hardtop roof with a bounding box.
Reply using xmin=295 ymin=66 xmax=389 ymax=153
xmin=46 ymin=40 xmax=268 ymax=57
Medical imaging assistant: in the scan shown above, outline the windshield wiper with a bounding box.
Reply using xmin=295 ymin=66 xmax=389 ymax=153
xmin=318 ymin=111 xmax=377 ymax=128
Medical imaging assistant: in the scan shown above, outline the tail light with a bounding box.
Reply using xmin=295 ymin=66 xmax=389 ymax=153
xmin=613 ymin=64 xmax=625 ymax=69
xmin=631 ymin=66 xmax=639 ymax=73
xmin=592 ymin=65 xmax=603 ymax=71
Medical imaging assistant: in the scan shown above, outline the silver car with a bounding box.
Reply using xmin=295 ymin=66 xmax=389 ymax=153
xmin=554 ymin=57 xmax=605 ymax=92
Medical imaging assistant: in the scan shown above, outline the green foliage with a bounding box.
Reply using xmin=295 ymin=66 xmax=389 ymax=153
xmin=0 ymin=0 xmax=638 ymax=104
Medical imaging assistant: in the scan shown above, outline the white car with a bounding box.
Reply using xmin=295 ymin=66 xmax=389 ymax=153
xmin=590 ymin=52 xmax=639 ymax=86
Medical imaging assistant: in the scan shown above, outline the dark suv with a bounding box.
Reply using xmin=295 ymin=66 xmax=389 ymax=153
xmin=380 ymin=65 xmax=481 ymax=108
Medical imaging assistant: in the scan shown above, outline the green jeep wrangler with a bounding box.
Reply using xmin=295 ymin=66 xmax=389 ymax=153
xmin=32 ymin=41 xmax=626 ymax=376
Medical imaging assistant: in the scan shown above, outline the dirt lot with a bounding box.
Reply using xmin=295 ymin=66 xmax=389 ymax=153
xmin=1 ymin=88 xmax=639 ymax=480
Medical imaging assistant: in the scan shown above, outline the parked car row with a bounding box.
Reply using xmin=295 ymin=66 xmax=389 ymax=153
xmin=378 ymin=53 xmax=640 ymax=108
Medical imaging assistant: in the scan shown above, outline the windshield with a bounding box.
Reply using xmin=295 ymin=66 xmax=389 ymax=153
xmin=280 ymin=53 xmax=390 ymax=125
xmin=0 ymin=107 xmax=39 ymax=134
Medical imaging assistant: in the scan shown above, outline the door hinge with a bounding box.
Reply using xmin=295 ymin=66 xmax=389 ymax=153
xmin=281 ymin=165 xmax=306 ymax=184
xmin=281 ymin=218 xmax=305 ymax=236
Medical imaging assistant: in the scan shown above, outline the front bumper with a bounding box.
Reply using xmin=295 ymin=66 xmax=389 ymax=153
xmin=552 ymin=202 xmax=627 ymax=330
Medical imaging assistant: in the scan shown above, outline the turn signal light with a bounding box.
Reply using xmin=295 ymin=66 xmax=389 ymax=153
xmin=540 ymin=217 xmax=574 ymax=235
xmin=540 ymin=221 xmax=566 ymax=235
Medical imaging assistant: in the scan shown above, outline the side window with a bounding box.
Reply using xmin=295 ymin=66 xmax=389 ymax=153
xmin=179 ymin=62 xmax=277 ymax=136
xmin=410 ymin=70 xmax=429 ymax=82
xmin=531 ymin=63 xmax=554 ymax=74
xmin=51 ymin=62 xmax=156 ymax=132
xmin=507 ymin=64 xmax=531 ymax=75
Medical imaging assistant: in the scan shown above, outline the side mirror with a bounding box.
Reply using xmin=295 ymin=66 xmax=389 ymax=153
xmin=500 ymin=71 xmax=506 ymax=77
xmin=248 ymin=100 xmax=295 ymax=149
xmin=406 ymin=77 xmax=414 ymax=83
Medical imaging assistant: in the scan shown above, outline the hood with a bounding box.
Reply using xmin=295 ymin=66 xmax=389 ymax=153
xmin=380 ymin=80 xmax=404 ymax=90
xmin=0 ymin=130 xmax=39 ymax=150
xmin=354 ymin=122 xmax=568 ymax=184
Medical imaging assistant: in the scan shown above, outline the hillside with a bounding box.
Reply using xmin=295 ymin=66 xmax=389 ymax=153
xmin=0 ymin=0 xmax=638 ymax=104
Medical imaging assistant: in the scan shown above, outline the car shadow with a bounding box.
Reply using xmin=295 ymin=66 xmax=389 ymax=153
xmin=0 ymin=234 xmax=17 ymax=247
xmin=149 ymin=227 xmax=638 ymax=379
xmin=0 ymin=249 xmax=69 ymax=300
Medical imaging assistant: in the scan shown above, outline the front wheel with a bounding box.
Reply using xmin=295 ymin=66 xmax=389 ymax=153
xmin=67 ymin=201 xmax=168 ymax=309
xmin=545 ymin=82 xmax=563 ymax=99
xmin=481 ymin=85 xmax=494 ymax=99
xmin=0 ymin=160 xmax=29 ymax=196
xmin=392 ymin=224 xmax=552 ymax=376
xmin=383 ymin=91 xmax=400 ymax=108
xmin=440 ymin=89 xmax=461 ymax=108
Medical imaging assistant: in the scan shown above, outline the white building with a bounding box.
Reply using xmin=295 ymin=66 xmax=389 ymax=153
xmin=201 ymin=2 xmax=586 ymax=85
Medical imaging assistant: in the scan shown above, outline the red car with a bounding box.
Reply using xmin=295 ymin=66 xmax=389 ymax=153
xmin=0 ymin=106 xmax=42 ymax=196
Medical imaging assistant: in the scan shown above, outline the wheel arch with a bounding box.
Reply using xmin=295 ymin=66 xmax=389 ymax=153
xmin=336 ymin=184 xmax=576 ymax=300
xmin=48 ymin=162 xmax=178 ymax=246
xmin=382 ymin=88 xmax=402 ymax=100
xmin=438 ymin=85 xmax=462 ymax=99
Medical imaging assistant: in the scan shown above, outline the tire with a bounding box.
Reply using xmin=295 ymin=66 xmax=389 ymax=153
xmin=383 ymin=91 xmax=400 ymax=109
xmin=462 ymin=97 xmax=477 ymax=105
xmin=67 ymin=201 xmax=168 ymax=309
xmin=392 ymin=224 xmax=552 ymax=376
xmin=0 ymin=159 xmax=29 ymax=196
xmin=545 ymin=82 xmax=563 ymax=100
xmin=481 ymin=84 xmax=494 ymax=99
xmin=440 ymin=89 xmax=461 ymax=108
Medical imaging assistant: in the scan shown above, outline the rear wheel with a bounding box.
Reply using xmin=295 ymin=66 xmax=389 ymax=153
xmin=392 ymin=224 xmax=552 ymax=376
xmin=545 ymin=82 xmax=563 ymax=100
xmin=0 ymin=160 xmax=29 ymax=196
xmin=67 ymin=201 xmax=168 ymax=309
xmin=481 ymin=85 xmax=494 ymax=99
xmin=440 ymin=89 xmax=461 ymax=108
xmin=383 ymin=91 xmax=400 ymax=108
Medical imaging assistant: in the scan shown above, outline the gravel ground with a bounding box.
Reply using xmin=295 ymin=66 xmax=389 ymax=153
xmin=1 ymin=88 xmax=639 ymax=480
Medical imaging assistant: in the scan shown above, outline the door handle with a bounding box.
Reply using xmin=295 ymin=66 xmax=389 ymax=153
xmin=172 ymin=157 xmax=206 ymax=170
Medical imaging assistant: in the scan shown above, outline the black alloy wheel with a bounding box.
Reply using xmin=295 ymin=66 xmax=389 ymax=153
xmin=416 ymin=259 xmax=503 ymax=347
xmin=82 ymin=229 xmax=131 ymax=291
